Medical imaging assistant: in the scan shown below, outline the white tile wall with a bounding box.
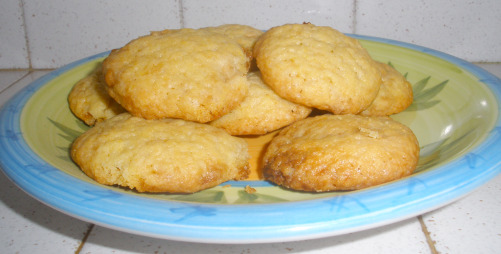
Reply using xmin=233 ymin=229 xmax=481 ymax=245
xmin=22 ymin=0 xmax=181 ymax=69
xmin=1 ymin=0 xmax=500 ymax=69
xmin=356 ymin=0 xmax=501 ymax=63
xmin=0 ymin=0 xmax=29 ymax=69
xmin=182 ymin=0 xmax=354 ymax=31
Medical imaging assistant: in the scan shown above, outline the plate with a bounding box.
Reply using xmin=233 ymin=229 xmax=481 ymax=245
xmin=1 ymin=34 xmax=501 ymax=244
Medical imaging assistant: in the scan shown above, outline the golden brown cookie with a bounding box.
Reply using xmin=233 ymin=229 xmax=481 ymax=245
xmin=360 ymin=62 xmax=413 ymax=116
xmin=210 ymin=71 xmax=312 ymax=135
xmin=263 ymin=114 xmax=419 ymax=192
xmin=202 ymin=24 xmax=264 ymax=71
xmin=102 ymin=28 xmax=250 ymax=123
xmin=253 ymin=23 xmax=381 ymax=114
xmin=68 ymin=64 xmax=125 ymax=125
xmin=201 ymin=24 xmax=264 ymax=59
xmin=71 ymin=113 xmax=250 ymax=193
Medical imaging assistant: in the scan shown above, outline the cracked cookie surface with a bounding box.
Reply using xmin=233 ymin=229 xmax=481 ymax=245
xmin=263 ymin=114 xmax=419 ymax=192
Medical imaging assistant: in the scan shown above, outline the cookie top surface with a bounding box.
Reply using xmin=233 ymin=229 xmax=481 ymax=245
xmin=360 ymin=62 xmax=414 ymax=116
xmin=253 ymin=23 xmax=381 ymax=114
xmin=102 ymin=28 xmax=250 ymax=123
xmin=210 ymin=71 xmax=312 ymax=135
xmin=68 ymin=64 xmax=125 ymax=126
xmin=71 ymin=113 xmax=250 ymax=193
xmin=201 ymin=24 xmax=264 ymax=57
xmin=263 ymin=114 xmax=420 ymax=192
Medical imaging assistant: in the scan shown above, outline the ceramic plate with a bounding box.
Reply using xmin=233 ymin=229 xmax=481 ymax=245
xmin=1 ymin=34 xmax=500 ymax=244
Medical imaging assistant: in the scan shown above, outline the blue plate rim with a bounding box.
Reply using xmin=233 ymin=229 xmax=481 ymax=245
xmin=0 ymin=35 xmax=501 ymax=244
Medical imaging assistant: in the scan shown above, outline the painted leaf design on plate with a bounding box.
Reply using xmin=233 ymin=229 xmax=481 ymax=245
xmin=407 ymin=77 xmax=449 ymax=111
xmin=48 ymin=118 xmax=87 ymax=162
xmin=171 ymin=190 xmax=228 ymax=203
xmin=48 ymin=118 xmax=87 ymax=142
xmin=324 ymin=195 xmax=370 ymax=215
xmin=234 ymin=190 xmax=288 ymax=204
xmin=416 ymin=128 xmax=478 ymax=172
xmin=81 ymin=189 xmax=122 ymax=202
xmin=388 ymin=62 xmax=448 ymax=111
xmin=169 ymin=205 xmax=218 ymax=222
xmin=0 ymin=129 xmax=22 ymax=142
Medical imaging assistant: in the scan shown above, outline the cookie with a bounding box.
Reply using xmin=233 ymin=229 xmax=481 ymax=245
xmin=102 ymin=28 xmax=250 ymax=123
xmin=202 ymin=24 xmax=264 ymax=71
xmin=71 ymin=113 xmax=250 ymax=193
xmin=68 ymin=64 xmax=125 ymax=125
xmin=253 ymin=23 xmax=381 ymax=114
xmin=210 ymin=71 xmax=312 ymax=135
xmin=360 ymin=62 xmax=413 ymax=116
xmin=263 ymin=114 xmax=419 ymax=192
xmin=201 ymin=24 xmax=264 ymax=60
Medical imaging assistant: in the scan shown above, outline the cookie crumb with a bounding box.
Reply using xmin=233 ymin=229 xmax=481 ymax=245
xmin=359 ymin=127 xmax=380 ymax=138
xmin=245 ymin=185 xmax=256 ymax=194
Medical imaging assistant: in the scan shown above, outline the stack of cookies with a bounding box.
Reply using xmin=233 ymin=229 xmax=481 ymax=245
xmin=69 ymin=23 xmax=419 ymax=193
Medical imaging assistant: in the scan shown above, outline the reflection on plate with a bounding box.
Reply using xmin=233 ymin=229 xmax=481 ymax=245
xmin=0 ymin=34 xmax=500 ymax=243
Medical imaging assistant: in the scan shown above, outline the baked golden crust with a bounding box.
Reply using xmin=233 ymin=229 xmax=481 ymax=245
xmin=210 ymin=71 xmax=312 ymax=135
xmin=360 ymin=62 xmax=413 ymax=116
xmin=202 ymin=24 xmax=264 ymax=71
xmin=253 ymin=23 xmax=381 ymax=114
xmin=263 ymin=114 xmax=419 ymax=192
xmin=102 ymin=28 xmax=250 ymax=123
xmin=71 ymin=113 xmax=250 ymax=193
xmin=201 ymin=24 xmax=264 ymax=59
xmin=68 ymin=23 xmax=421 ymax=195
xmin=68 ymin=64 xmax=125 ymax=125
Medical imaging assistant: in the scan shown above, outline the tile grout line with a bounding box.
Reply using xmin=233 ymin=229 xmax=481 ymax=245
xmin=352 ymin=0 xmax=358 ymax=34
xmin=75 ymin=224 xmax=95 ymax=254
xmin=0 ymin=72 xmax=31 ymax=95
xmin=178 ymin=0 xmax=185 ymax=28
xmin=418 ymin=215 xmax=439 ymax=254
xmin=19 ymin=0 xmax=33 ymax=70
xmin=0 ymin=68 xmax=55 ymax=72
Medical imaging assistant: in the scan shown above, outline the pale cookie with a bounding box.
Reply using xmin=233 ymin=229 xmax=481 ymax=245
xmin=102 ymin=28 xmax=250 ymax=123
xmin=263 ymin=114 xmax=419 ymax=192
xmin=360 ymin=62 xmax=413 ymax=116
xmin=201 ymin=24 xmax=264 ymax=59
xmin=210 ymin=71 xmax=312 ymax=135
xmin=253 ymin=23 xmax=381 ymax=114
xmin=202 ymin=24 xmax=264 ymax=71
xmin=71 ymin=113 xmax=250 ymax=193
xmin=68 ymin=64 xmax=125 ymax=126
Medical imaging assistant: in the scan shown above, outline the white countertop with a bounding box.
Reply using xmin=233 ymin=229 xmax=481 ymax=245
xmin=1 ymin=63 xmax=500 ymax=254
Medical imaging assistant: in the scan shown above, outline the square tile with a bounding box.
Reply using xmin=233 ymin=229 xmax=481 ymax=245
xmin=0 ymin=71 xmax=49 ymax=107
xmin=182 ymin=0 xmax=354 ymax=32
xmin=476 ymin=63 xmax=501 ymax=78
xmin=0 ymin=0 xmax=29 ymax=69
xmin=421 ymin=173 xmax=501 ymax=254
xmin=0 ymin=70 xmax=28 ymax=93
xmin=0 ymin=172 xmax=90 ymax=253
xmin=23 ymin=0 xmax=181 ymax=68
xmin=356 ymin=0 xmax=501 ymax=62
